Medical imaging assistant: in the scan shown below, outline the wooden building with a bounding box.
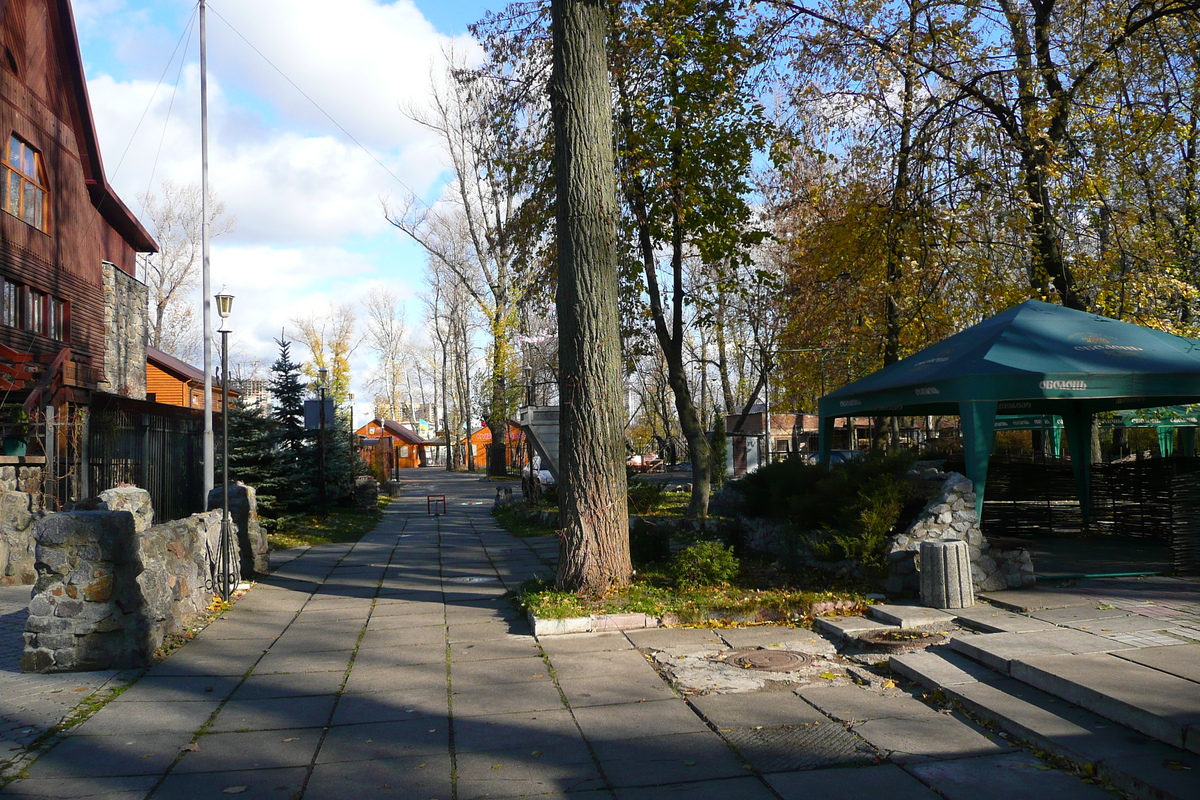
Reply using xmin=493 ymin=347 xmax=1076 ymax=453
xmin=355 ymin=418 xmax=431 ymax=471
xmin=146 ymin=346 xmax=235 ymax=411
xmin=461 ymin=422 xmax=526 ymax=471
xmin=0 ymin=0 xmax=157 ymax=411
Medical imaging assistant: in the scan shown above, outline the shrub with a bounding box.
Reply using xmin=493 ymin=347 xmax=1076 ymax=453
xmin=627 ymin=481 xmax=666 ymax=514
xmin=670 ymin=541 xmax=739 ymax=589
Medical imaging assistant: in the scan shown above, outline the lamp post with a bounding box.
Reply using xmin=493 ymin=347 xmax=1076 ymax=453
xmin=214 ymin=287 xmax=234 ymax=601
xmin=318 ymin=367 xmax=327 ymax=504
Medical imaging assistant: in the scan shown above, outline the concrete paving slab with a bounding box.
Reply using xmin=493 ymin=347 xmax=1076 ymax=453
xmin=952 ymin=605 xmax=1059 ymax=633
xmin=1011 ymin=652 xmax=1200 ymax=751
xmin=571 ymin=698 xmax=711 ymax=742
xmin=448 ymin=656 xmax=553 ymax=686
xmin=357 ymin=623 xmax=445 ymax=649
xmin=150 ymin=765 xmax=309 ymax=800
xmin=616 ymin=775 xmax=779 ymax=800
xmin=1113 ymin=642 xmax=1200 ymax=683
xmin=545 ymin=649 xmax=654 ymax=679
xmin=766 ymin=763 xmax=941 ymax=800
xmin=979 ymin=589 xmax=1094 ymax=612
xmin=109 ymin=676 xmax=240 ymax=704
xmin=450 ymin=679 xmax=566 ymax=716
xmin=348 ymin=642 xmax=447 ymax=668
xmin=315 ymin=718 xmax=450 ymax=762
xmin=797 ymin=684 xmax=938 ymax=722
xmin=447 ymin=618 xmax=532 ymax=641
xmin=869 ymin=604 xmax=957 ymax=630
xmin=536 ymin=631 xmax=634 ymax=654
xmin=556 ymin=670 xmax=677 ymax=708
xmin=591 ymin=730 xmax=747 ymax=788
xmin=363 ymin=611 xmax=445 ymax=630
xmin=689 ymin=689 xmax=828 ymax=729
xmin=263 ymin=628 xmax=362 ymax=654
xmin=205 ymin=694 xmax=337 ymax=732
xmin=448 ymin=638 xmax=541 ymax=662
xmin=622 ymin=628 xmax=725 ymax=649
xmin=20 ymin=735 xmax=187 ymax=779
xmin=906 ymin=751 xmax=1116 ymax=800
xmin=341 ymin=661 xmax=448 ymax=695
xmin=304 ymin=754 xmax=452 ymax=800
xmin=949 ymin=628 xmax=1131 ymax=673
xmin=455 ymin=748 xmax=603 ymax=796
xmin=451 ymin=709 xmax=581 ymax=753
xmin=228 ymin=670 xmax=345 ymax=701
xmin=329 ymin=691 xmax=445 ymax=726
xmin=717 ymin=626 xmax=838 ymax=657
xmin=849 ymin=714 xmax=1006 ymax=762
xmin=890 ymin=649 xmax=1007 ymax=688
xmin=252 ymin=648 xmax=353 ymax=675
xmin=0 ymin=775 xmax=157 ymax=800
xmin=1063 ymin=614 xmax=1179 ymax=635
xmin=1028 ymin=606 xmax=1137 ymax=625
xmin=172 ymin=728 xmax=322 ymax=772
xmin=69 ymin=700 xmax=220 ymax=737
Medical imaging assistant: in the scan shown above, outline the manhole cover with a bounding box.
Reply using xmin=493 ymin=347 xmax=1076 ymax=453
xmin=445 ymin=576 xmax=499 ymax=584
xmin=722 ymin=723 xmax=878 ymax=772
xmin=719 ymin=648 xmax=815 ymax=673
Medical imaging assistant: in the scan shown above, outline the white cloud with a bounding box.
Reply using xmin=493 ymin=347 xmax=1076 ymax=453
xmin=77 ymin=0 xmax=474 ymax=407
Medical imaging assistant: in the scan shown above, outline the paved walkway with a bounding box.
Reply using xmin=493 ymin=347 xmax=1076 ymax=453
xmin=0 ymin=471 xmax=1137 ymax=799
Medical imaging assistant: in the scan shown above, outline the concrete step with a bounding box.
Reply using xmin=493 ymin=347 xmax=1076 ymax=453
xmin=814 ymin=615 xmax=894 ymax=644
xmin=890 ymin=646 xmax=1200 ymax=800
xmin=867 ymin=603 xmax=957 ymax=630
xmin=1012 ymin=650 xmax=1200 ymax=755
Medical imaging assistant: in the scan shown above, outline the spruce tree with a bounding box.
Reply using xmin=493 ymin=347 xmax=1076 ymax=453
xmin=268 ymin=337 xmax=315 ymax=512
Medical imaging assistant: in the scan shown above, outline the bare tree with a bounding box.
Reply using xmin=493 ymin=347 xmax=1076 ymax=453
xmin=388 ymin=50 xmax=537 ymax=476
xmin=362 ymin=290 xmax=409 ymax=420
xmin=136 ymin=180 xmax=234 ymax=362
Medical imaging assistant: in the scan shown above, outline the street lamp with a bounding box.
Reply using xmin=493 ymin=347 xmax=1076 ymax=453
xmin=317 ymin=367 xmax=328 ymax=504
xmin=214 ymin=287 xmax=234 ymax=601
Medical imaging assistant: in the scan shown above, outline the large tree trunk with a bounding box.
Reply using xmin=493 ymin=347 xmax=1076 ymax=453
xmin=551 ymin=0 xmax=631 ymax=595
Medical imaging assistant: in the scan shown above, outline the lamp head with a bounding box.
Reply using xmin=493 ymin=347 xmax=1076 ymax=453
xmin=318 ymin=367 xmax=328 ymax=384
xmin=215 ymin=287 xmax=234 ymax=319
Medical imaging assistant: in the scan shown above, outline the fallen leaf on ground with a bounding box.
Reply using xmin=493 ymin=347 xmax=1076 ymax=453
xmin=221 ymin=786 xmax=249 ymax=794
xmin=180 ymin=743 xmax=199 ymax=752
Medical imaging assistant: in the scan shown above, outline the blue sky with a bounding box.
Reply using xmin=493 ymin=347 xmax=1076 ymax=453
xmin=74 ymin=0 xmax=501 ymax=415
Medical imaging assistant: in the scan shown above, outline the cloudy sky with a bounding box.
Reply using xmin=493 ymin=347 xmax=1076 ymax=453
xmin=75 ymin=0 xmax=501 ymax=418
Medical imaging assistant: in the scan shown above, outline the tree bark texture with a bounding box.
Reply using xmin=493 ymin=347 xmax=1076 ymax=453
xmin=551 ymin=0 xmax=631 ymax=595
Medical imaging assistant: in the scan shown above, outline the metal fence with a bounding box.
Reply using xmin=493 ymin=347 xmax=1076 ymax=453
xmin=86 ymin=403 xmax=205 ymax=523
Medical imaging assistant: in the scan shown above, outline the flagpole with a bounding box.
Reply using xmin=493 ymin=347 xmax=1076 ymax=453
xmin=200 ymin=0 xmax=214 ymax=501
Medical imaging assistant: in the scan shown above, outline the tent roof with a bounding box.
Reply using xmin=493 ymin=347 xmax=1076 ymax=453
xmin=818 ymin=300 xmax=1200 ymax=419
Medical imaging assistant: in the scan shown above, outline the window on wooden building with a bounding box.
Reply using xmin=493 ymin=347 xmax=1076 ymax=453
xmin=1 ymin=278 xmax=21 ymax=328
xmin=3 ymin=136 xmax=47 ymax=230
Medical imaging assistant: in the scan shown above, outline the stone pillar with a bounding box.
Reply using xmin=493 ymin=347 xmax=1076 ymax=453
xmin=920 ymin=539 xmax=975 ymax=609
xmin=207 ymin=483 xmax=268 ymax=576
xmin=22 ymin=511 xmax=146 ymax=672
xmin=354 ymin=476 xmax=379 ymax=512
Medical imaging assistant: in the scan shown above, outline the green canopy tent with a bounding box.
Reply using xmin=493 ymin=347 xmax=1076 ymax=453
xmin=994 ymin=414 xmax=1063 ymax=458
xmin=1109 ymin=406 xmax=1200 ymax=457
xmin=818 ymin=300 xmax=1200 ymax=521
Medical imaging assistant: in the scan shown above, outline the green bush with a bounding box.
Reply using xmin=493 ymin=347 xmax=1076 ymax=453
xmin=670 ymin=541 xmax=739 ymax=589
xmin=627 ymin=481 xmax=666 ymax=514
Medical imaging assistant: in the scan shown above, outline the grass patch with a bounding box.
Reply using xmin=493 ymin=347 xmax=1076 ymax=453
xmin=514 ymin=550 xmax=865 ymax=625
xmin=493 ymin=505 xmax=557 ymax=538
xmin=267 ymin=498 xmax=388 ymax=551
xmin=516 ymin=574 xmax=862 ymax=624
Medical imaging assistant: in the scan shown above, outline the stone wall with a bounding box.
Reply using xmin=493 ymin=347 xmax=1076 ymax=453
xmin=885 ymin=471 xmax=1035 ymax=594
xmin=22 ymin=489 xmax=239 ymax=673
xmin=100 ymin=260 xmax=147 ymax=400
xmin=0 ymin=469 xmax=43 ymax=584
